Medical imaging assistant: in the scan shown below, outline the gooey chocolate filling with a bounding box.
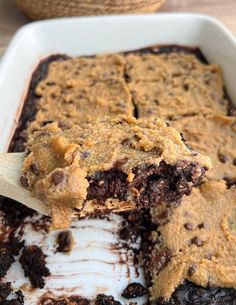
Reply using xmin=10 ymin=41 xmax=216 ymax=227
xmin=87 ymin=161 xmax=205 ymax=208
xmin=155 ymin=280 xmax=236 ymax=305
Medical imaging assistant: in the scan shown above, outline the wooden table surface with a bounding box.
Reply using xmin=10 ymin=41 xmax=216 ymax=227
xmin=0 ymin=0 xmax=236 ymax=56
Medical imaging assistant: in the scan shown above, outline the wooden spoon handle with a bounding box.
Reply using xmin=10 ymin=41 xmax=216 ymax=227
xmin=0 ymin=153 xmax=135 ymax=219
xmin=0 ymin=152 xmax=49 ymax=215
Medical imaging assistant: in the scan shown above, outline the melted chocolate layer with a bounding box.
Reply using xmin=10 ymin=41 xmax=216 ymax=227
xmin=87 ymin=161 xmax=205 ymax=208
xmin=155 ymin=281 xmax=236 ymax=305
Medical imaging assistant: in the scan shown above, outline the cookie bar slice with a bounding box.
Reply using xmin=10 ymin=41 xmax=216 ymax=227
xmin=21 ymin=116 xmax=211 ymax=228
xmin=126 ymin=52 xmax=229 ymax=117
xmin=28 ymin=77 xmax=133 ymax=133
xmin=26 ymin=53 xmax=132 ymax=135
xmin=150 ymin=180 xmax=236 ymax=303
xmin=36 ymin=54 xmax=126 ymax=92
xmin=129 ymin=81 xmax=226 ymax=120
xmin=172 ymin=114 xmax=236 ymax=183
xmin=125 ymin=52 xmax=224 ymax=96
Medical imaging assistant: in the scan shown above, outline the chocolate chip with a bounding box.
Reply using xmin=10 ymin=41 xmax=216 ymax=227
xmin=29 ymin=163 xmax=39 ymax=176
xmin=20 ymin=175 xmax=29 ymax=188
xmin=184 ymin=222 xmax=193 ymax=230
xmin=124 ymin=73 xmax=131 ymax=82
xmin=50 ymin=93 xmax=56 ymax=99
xmin=153 ymin=99 xmax=159 ymax=105
xmin=198 ymin=223 xmax=206 ymax=229
xmin=224 ymin=177 xmax=236 ymax=188
xmin=183 ymin=83 xmax=189 ymax=91
xmin=121 ymin=282 xmax=148 ymax=299
xmin=121 ymin=138 xmax=130 ymax=146
xmin=233 ymin=158 xmax=236 ymax=166
xmin=95 ymin=294 xmax=121 ymax=305
xmin=147 ymin=65 xmax=155 ymax=71
xmin=218 ymin=153 xmax=228 ymax=163
xmin=151 ymin=248 xmax=171 ymax=274
xmin=80 ymin=151 xmax=90 ymax=160
xmin=58 ymin=121 xmax=67 ymax=129
xmin=66 ymin=99 xmax=74 ymax=104
xmin=51 ymin=171 xmax=64 ymax=185
xmin=41 ymin=120 xmax=54 ymax=127
xmin=56 ymin=230 xmax=73 ymax=253
xmin=46 ymin=81 xmax=55 ymax=86
xmin=188 ymin=265 xmax=197 ymax=276
xmin=190 ymin=236 xmax=204 ymax=247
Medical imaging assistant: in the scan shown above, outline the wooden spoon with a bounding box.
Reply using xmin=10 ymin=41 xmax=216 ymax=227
xmin=0 ymin=152 xmax=50 ymax=215
xmin=0 ymin=153 xmax=135 ymax=217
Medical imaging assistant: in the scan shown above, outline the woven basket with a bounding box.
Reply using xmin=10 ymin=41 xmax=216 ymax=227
xmin=16 ymin=0 xmax=165 ymax=20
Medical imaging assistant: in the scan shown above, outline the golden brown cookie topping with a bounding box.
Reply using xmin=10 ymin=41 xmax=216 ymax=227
xmin=21 ymin=116 xmax=211 ymax=229
xmin=172 ymin=114 xmax=236 ymax=182
xmin=150 ymin=180 xmax=236 ymax=300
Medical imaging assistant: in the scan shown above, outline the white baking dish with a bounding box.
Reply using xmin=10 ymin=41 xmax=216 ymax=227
xmin=0 ymin=13 xmax=236 ymax=304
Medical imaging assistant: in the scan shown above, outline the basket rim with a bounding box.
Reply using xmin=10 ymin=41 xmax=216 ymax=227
xmin=15 ymin=0 xmax=165 ymax=18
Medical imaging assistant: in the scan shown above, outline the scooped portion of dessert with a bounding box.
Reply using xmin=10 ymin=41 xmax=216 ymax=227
xmin=20 ymin=116 xmax=211 ymax=229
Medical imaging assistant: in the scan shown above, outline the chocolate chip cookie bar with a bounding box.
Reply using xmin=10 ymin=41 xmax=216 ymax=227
xmin=128 ymin=79 xmax=227 ymax=120
xmin=27 ymin=53 xmax=133 ymax=133
xmin=29 ymin=77 xmax=133 ymax=133
xmin=126 ymin=52 xmax=229 ymax=120
xmin=12 ymin=54 xmax=133 ymax=149
xmin=21 ymin=116 xmax=211 ymax=228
